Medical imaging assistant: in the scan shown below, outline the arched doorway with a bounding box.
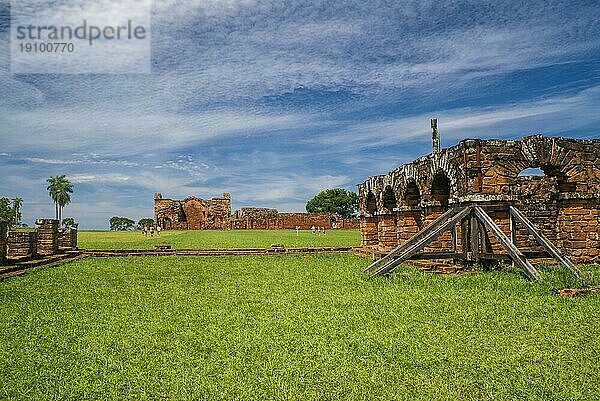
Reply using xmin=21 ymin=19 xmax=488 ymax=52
xmin=404 ymin=180 xmax=421 ymax=207
xmin=431 ymin=172 xmax=451 ymax=207
xmin=366 ymin=191 xmax=377 ymax=215
xmin=382 ymin=186 xmax=397 ymax=212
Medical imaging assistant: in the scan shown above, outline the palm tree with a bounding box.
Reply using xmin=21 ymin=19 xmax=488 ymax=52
xmin=46 ymin=176 xmax=73 ymax=224
xmin=11 ymin=197 xmax=23 ymax=226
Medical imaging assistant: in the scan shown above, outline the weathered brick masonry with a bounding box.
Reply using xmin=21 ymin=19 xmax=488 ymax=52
xmin=154 ymin=193 xmax=232 ymax=230
xmin=36 ymin=219 xmax=59 ymax=255
xmin=0 ymin=219 xmax=78 ymax=263
xmin=155 ymin=194 xmax=360 ymax=230
xmin=7 ymin=231 xmax=37 ymax=258
xmin=357 ymin=135 xmax=600 ymax=263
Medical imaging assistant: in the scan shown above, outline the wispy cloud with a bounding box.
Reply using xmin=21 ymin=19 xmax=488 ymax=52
xmin=0 ymin=0 xmax=598 ymax=228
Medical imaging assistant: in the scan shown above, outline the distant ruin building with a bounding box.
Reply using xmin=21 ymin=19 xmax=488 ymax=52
xmin=357 ymin=134 xmax=600 ymax=263
xmin=154 ymin=193 xmax=359 ymax=230
xmin=154 ymin=193 xmax=232 ymax=230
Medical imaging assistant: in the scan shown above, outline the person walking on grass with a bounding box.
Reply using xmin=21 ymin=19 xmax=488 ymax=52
xmin=311 ymin=225 xmax=316 ymax=234
xmin=157 ymin=225 xmax=161 ymax=237
xmin=150 ymin=225 xmax=154 ymax=237
xmin=295 ymin=226 xmax=299 ymax=236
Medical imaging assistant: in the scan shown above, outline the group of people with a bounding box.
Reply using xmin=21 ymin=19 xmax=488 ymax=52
xmin=293 ymin=225 xmax=327 ymax=236
xmin=142 ymin=224 xmax=161 ymax=237
xmin=310 ymin=225 xmax=326 ymax=235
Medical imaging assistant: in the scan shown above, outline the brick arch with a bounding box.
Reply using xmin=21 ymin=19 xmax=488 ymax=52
xmin=365 ymin=191 xmax=377 ymax=215
xmin=517 ymin=136 xmax=582 ymax=192
xmin=403 ymin=179 xmax=421 ymax=207
xmin=381 ymin=185 xmax=397 ymax=212
xmin=430 ymin=170 xmax=451 ymax=207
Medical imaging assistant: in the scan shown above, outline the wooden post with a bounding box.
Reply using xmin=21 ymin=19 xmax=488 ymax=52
xmin=509 ymin=208 xmax=516 ymax=268
xmin=473 ymin=207 xmax=541 ymax=281
xmin=451 ymin=222 xmax=458 ymax=264
xmin=0 ymin=220 xmax=7 ymax=265
xmin=461 ymin=215 xmax=469 ymax=262
xmin=470 ymin=212 xmax=480 ymax=263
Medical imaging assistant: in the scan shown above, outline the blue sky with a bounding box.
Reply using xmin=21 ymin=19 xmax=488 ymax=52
xmin=0 ymin=0 xmax=599 ymax=229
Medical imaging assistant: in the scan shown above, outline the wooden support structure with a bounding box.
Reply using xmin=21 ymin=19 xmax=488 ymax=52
xmin=363 ymin=207 xmax=462 ymax=274
xmin=509 ymin=206 xmax=582 ymax=281
xmin=365 ymin=204 xmax=579 ymax=282
xmin=472 ymin=207 xmax=540 ymax=281
xmin=367 ymin=206 xmax=471 ymax=278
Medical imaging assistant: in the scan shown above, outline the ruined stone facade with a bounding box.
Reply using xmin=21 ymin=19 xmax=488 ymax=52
xmin=155 ymin=194 xmax=360 ymax=231
xmin=154 ymin=193 xmax=232 ymax=230
xmin=231 ymin=208 xmax=358 ymax=230
xmin=357 ymin=135 xmax=600 ymax=263
xmin=0 ymin=219 xmax=78 ymax=263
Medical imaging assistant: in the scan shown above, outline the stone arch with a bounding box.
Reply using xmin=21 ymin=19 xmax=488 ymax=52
xmin=382 ymin=186 xmax=397 ymax=212
xmin=366 ymin=191 xmax=377 ymax=215
xmin=404 ymin=180 xmax=421 ymax=207
xmin=514 ymin=162 xmax=576 ymax=194
xmin=431 ymin=171 xmax=451 ymax=207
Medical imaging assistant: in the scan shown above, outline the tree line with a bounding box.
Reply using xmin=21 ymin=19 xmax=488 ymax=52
xmin=1 ymin=175 xmax=76 ymax=229
xmin=110 ymin=217 xmax=154 ymax=231
xmin=0 ymin=197 xmax=24 ymax=227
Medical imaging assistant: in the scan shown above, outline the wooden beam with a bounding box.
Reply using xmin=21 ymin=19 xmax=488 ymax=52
xmin=470 ymin=212 xmax=479 ymax=263
xmin=409 ymin=252 xmax=459 ymax=260
xmin=363 ymin=207 xmax=461 ymax=273
xmin=369 ymin=206 xmax=472 ymax=278
xmin=509 ymin=206 xmax=582 ymax=281
xmin=473 ymin=207 xmax=541 ymax=281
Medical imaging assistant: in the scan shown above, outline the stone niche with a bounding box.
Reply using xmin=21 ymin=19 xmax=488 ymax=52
xmin=357 ymin=135 xmax=600 ymax=263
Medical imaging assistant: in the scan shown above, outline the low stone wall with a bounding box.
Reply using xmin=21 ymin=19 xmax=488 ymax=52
xmin=7 ymin=231 xmax=37 ymax=259
xmin=231 ymin=209 xmax=360 ymax=230
xmin=0 ymin=219 xmax=79 ymax=265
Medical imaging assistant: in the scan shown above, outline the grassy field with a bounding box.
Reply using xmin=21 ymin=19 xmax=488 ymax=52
xmin=1 ymin=254 xmax=599 ymax=400
xmin=78 ymin=229 xmax=360 ymax=250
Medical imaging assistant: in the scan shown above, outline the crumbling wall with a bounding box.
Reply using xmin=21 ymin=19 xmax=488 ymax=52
xmin=158 ymin=193 xmax=360 ymax=230
xmin=7 ymin=231 xmax=37 ymax=259
xmin=154 ymin=192 xmax=231 ymax=230
xmin=277 ymin=213 xmax=332 ymax=229
xmin=358 ymin=135 xmax=600 ymax=263
xmin=230 ymin=209 xmax=354 ymax=230
xmin=58 ymin=228 xmax=78 ymax=250
xmin=35 ymin=219 xmax=59 ymax=256
xmin=232 ymin=208 xmax=280 ymax=229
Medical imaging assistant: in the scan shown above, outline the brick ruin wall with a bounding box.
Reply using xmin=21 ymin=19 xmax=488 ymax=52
xmin=357 ymin=135 xmax=600 ymax=263
xmin=154 ymin=193 xmax=232 ymax=230
xmin=7 ymin=231 xmax=37 ymax=258
xmin=155 ymin=194 xmax=360 ymax=231
xmin=0 ymin=219 xmax=78 ymax=263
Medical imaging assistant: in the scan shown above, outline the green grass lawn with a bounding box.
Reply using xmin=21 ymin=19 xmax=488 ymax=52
xmin=77 ymin=229 xmax=360 ymax=250
xmin=1 ymin=255 xmax=599 ymax=400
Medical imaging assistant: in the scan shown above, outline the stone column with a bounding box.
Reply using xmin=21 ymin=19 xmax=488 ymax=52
xmin=396 ymin=209 xmax=422 ymax=244
xmin=360 ymin=217 xmax=379 ymax=247
xmin=36 ymin=219 xmax=59 ymax=255
xmin=0 ymin=220 xmax=7 ymax=265
xmin=377 ymin=214 xmax=398 ymax=251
